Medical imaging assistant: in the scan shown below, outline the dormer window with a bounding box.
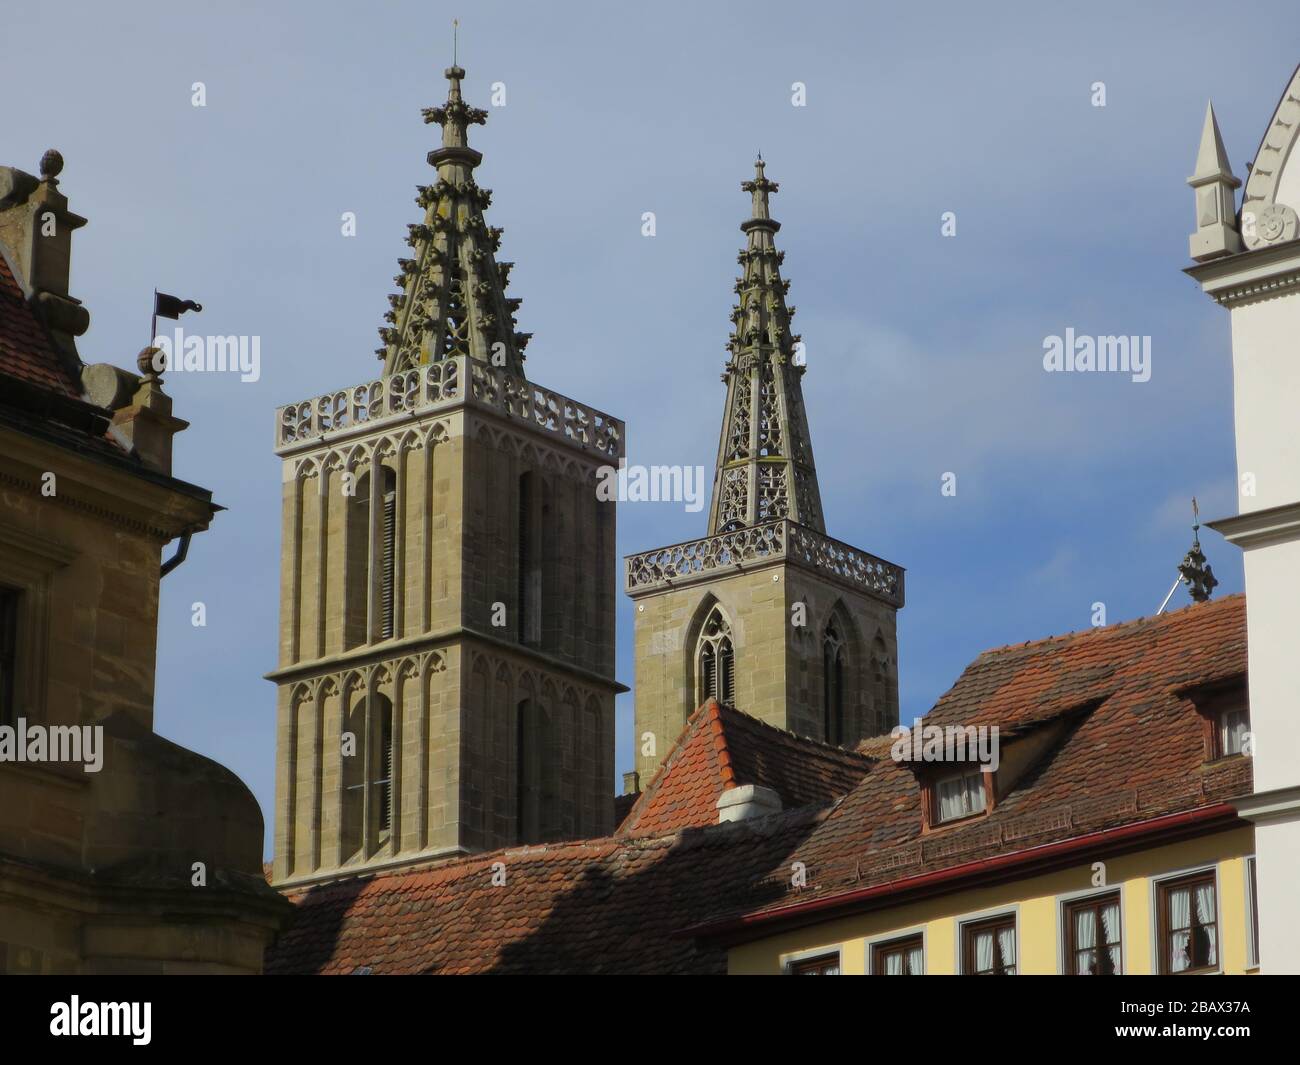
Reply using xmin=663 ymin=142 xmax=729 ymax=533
xmin=934 ymin=768 xmax=987 ymax=824
xmin=1178 ymin=676 xmax=1249 ymax=762
xmin=1219 ymin=705 xmax=1250 ymax=757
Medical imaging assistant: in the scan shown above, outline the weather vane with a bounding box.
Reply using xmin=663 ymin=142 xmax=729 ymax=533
xmin=1159 ymin=497 xmax=1218 ymax=612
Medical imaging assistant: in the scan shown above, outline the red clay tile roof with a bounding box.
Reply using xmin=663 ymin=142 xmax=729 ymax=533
xmin=265 ymin=812 xmax=822 ymax=975
xmin=0 ymin=249 xmax=79 ymax=397
xmin=729 ymin=594 xmax=1252 ymax=927
xmin=616 ymin=699 xmax=872 ymax=837
xmin=265 ymin=595 xmax=1252 ymax=973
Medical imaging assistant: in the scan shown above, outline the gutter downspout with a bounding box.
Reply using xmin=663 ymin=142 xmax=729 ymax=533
xmin=160 ymin=530 xmax=192 ymax=578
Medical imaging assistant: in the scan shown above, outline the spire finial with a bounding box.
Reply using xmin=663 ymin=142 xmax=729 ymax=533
xmin=453 ymin=18 xmax=459 ymax=66
xmin=423 ymin=50 xmax=486 ymax=159
xmin=1188 ymin=100 xmax=1242 ymax=261
xmin=741 ymin=156 xmax=779 ymax=224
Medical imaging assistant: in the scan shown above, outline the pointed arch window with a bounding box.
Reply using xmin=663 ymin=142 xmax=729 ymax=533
xmin=823 ymin=621 xmax=845 ymax=746
xmin=697 ymin=607 xmax=735 ymax=705
xmin=344 ymin=465 xmax=398 ymax=648
xmin=341 ymin=690 xmax=395 ymax=858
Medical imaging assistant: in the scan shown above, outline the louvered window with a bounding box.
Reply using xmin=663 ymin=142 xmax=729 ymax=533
xmin=696 ymin=607 xmax=735 ymax=706
xmin=380 ymin=469 xmax=397 ymax=640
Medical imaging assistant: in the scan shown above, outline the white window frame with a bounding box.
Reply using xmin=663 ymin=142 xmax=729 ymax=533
xmin=955 ymin=903 xmax=1020 ymax=975
xmin=1244 ymin=855 xmax=1260 ymax=971
xmin=934 ymin=767 xmax=987 ymax=824
xmin=1219 ymin=706 xmax=1250 ymax=756
xmin=1055 ymin=883 xmax=1127 ymax=975
xmin=780 ymin=944 xmax=842 ymax=975
xmin=864 ymin=925 xmax=927 ymax=975
xmin=1148 ymin=863 xmax=1223 ymax=976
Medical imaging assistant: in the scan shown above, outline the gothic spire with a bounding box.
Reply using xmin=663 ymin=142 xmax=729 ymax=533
xmin=377 ymin=64 xmax=530 ymax=377
xmin=705 ymin=158 xmax=825 ymax=535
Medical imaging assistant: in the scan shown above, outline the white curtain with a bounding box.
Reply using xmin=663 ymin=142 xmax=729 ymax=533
xmin=1223 ymin=710 xmax=1248 ymax=754
xmin=997 ymin=927 xmax=1016 ymax=974
xmin=938 ymin=777 xmax=965 ymax=821
xmin=1195 ymin=884 xmax=1217 ymax=967
xmin=974 ymin=930 xmax=994 ymax=973
xmin=1101 ymin=901 xmax=1121 ymax=973
xmin=1074 ymin=909 xmax=1096 ymax=974
xmin=1170 ymin=887 xmax=1191 ymax=972
xmin=885 ymin=953 xmax=902 ymax=975
xmin=905 ymin=945 xmax=923 ymax=975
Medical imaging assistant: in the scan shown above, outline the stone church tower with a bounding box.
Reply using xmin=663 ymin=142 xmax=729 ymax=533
xmin=626 ymin=161 xmax=904 ymax=784
xmin=269 ymin=65 xmax=623 ymax=886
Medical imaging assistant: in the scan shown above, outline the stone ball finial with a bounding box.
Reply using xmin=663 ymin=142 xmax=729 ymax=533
xmin=138 ymin=345 xmax=165 ymax=379
xmin=39 ymin=149 xmax=64 ymax=184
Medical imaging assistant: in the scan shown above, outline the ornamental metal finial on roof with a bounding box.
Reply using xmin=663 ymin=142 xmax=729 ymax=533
xmin=705 ymin=159 xmax=826 ymax=535
xmin=1178 ymin=497 xmax=1219 ymax=603
xmin=376 ymin=54 xmax=530 ymax=377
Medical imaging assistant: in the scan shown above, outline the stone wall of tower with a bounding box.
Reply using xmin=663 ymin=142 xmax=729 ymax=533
xmin=631 ymin=560 xmax=898 ymax=782
xmin=271 ymin=370 xmax=620 ymax=886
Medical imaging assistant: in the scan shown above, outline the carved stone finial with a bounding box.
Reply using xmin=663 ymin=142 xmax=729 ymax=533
xmin=39 ymin=149 xmax=64 ymax=185
xmin=138 ymin=345 xmax=164 ymax=380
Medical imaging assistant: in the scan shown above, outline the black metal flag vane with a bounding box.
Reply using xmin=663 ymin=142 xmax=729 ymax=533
xmin=149 ymin=289 xmax=203 ymax=374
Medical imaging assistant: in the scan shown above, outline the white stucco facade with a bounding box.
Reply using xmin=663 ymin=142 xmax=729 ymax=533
xmin=1188 ymin=65 xmax=1300 ymax=975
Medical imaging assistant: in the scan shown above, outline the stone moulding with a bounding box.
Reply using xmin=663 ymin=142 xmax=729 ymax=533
xmin=624 ymin=518 xmax=905 ymax=607
xmin=274 ymin=354 xmax=624 ymax=459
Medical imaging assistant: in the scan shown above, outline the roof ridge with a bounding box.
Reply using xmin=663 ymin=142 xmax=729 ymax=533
xmin=717 ymin=702 xmax=875 ymax=769
xmin=973 ymin=592 xmax=1244 ymax=660
xmin=710 ymin=701 xmax=737 ymax=790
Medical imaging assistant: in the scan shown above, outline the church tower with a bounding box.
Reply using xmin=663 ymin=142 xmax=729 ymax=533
xmin=269 ymin=64 xmax=623 ymax=886
xmin=626 ymin=161 xmax=904 ymax=784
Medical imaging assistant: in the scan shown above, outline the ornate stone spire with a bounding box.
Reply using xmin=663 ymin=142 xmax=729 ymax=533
xmin=706 ymin=158 xmax=825 ymax=534
xmin=1188 ymin=101 xmax=1243 ymax=262
xmin=377 ymin=64 xmax=530 ymax=377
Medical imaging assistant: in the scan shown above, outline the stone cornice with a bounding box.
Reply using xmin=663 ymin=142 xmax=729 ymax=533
xmin=1184 ymin=240 xmax=1300 ymax=307
xmin=1207 ymin=501 xmax=1300 ymax=550
xmin=0 ymin=426 xmax=215 ymax=541
xmin=1233 ymin=784 xmax=1300 ymax=826
xmin=265 ymin=624 xmax=627 ymax=694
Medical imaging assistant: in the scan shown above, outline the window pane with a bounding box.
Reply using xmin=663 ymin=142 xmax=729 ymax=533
xmin=1162 ymin=875 xmax=1217 ymax=973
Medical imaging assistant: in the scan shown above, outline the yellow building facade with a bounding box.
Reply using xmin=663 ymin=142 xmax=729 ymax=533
xmin=731 ymin=830 xmax=1258 ymax=975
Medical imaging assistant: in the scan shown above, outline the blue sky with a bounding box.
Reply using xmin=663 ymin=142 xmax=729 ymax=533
xmin=6 ymin=1 xmax=1292 ymax=855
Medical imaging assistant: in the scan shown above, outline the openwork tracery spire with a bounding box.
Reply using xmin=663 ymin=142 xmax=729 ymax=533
xmin=378 ymin=64 xmax=530 ymax=377
xmin=706 ymin=158 xmax=825 ymax=534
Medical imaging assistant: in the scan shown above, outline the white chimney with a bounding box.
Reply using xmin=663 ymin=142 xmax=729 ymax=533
xmin=716 ymin=784 xmax=782 ymax=824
